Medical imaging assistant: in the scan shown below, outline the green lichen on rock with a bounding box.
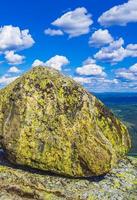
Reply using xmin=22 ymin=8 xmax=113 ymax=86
xmin=0 ymin=66 xmax=131 ymax=177
xmin=0 ymin=156 xmax=137 ymax=200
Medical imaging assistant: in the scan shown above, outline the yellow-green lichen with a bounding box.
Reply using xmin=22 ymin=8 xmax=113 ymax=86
xmin=0 ymin=66 xmax=131 ymax=177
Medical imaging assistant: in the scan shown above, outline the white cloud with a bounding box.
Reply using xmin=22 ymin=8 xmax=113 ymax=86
xmin=89 ymin=29 xmax=113 ymax=47
xmin=32 ymin=59 xmax=45 ymax=67
xmin=76 ymin=64 xmax=106 ymax=76
xmin=5 ymin=51 xmax=25 ymax=64
xmin=76 ymin=58 xmax=106 ymax=77
xmin=0 ymin=74 xmax=19 ymax=85
xmin=74 ymin=62 xmax=137 ymax=92
xmin=45 ymin=55 xmax=69 ymax=70
xmin=116 ymin=63 xmax=137 ymax=81
xmin=32 ymin=55 xmax=69 ymax=71
xmin=94 ymin=38 xmax=137 ymax=63
xmin=74 ymin=76 xmax=119 ymax=92
xmin=94 ymin=38 xmax=125 ymax=63
xmin=73 ymin=77 xmax=91 ymax=84
xmin=44 ymin=28 xmax=64 ymax=36
xmin=102 ymin=78 xmax=119 ymax=84
xmin=52 ymin=7 xmax=93 ymax=38
xmin=0 ymin=65 xmax=21 ymax=86
xmin=117 ymin=70 xmax=136 ymax=80
xmin=82 ymin=57 xmax=96 ymax=65
xmin=130 ymin=63 xmax=137 ymax=72
xmin=126 ymin=44 xmax=137 ymax=57
xmin=98 ymin=0 xmax=137 ymax=26
xmin=127 ymin=44 xmax=137 ymax=51
xmin=0 ymin=25 xmax=35 ymax=52
xmin=8 ymin=66 xmax=21 ymax=73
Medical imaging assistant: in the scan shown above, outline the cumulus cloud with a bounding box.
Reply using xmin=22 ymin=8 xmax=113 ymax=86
xmin=76 ymin=58 xmax=106 ymax=77
xmin=32 ymin=59 xmax=45 ymax=67
xmin=94 ymin=38 xmax=125 ymax=63
xmin=130 ymin=63 xmax=137 ymax=72
xmin=127 ymin=44 xmax=137 ymax=51
xmin=74 ymin=57 xmax=135 ymax=92
xmin=5 ymin=51 xmax=25 ymax=64
xmin=98 ymin=0 xmax=137 ymax=26
xmin=74 ymin=76 xmax=118 ymax=85
xmin=89 ymin=29 xmax=113 ymax=47
xmin=73 ymin=77 xmax=91 ymax=84
xmin=32 ymin=55 xmax=69 ymax=71
xmin=101 ymin=78 xmax=118 ymax=84
xmin=116 ymin=63 xmax=137 ymax=81
xmin=0 ymin=25 xmax=34 ymax=65
xmin=74 ymin=76 xmax=119 ymax=92
xmin=82 ymin=57 xmax=96 ymax=65
xmin=0 ymin=65 xmax=21 ymax=87
xmin=126 ymin=44 xmax=137 ymax=57
xmin=8 ymin=66 xmax=21 ymax=73
xmin=45 ymin=55 xmax=69 ymax=70
xmin=0 ymin=25 xmax=35 ymax=52
xmin=76 ymin=64 xmax=106 ymax=76
xmin=44 ymin=28 xmax=64 ymax=36
xmin=51 ymin=7 xmax=93 ymax=38
xmin=0 ymin=74 xmax=19 ymax=85
xmin=94 ymin=38 xmax=137 ymax=63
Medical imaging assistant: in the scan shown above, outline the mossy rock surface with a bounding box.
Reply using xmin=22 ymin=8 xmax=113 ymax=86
xmin=0 ymin=156 xmax=136 ymax=200
xmin=0 ymin=66 xmax=131 ymax=177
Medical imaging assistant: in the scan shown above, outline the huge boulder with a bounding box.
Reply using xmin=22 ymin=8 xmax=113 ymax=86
xmin=0 ymin=66 xmax=131 ymax=177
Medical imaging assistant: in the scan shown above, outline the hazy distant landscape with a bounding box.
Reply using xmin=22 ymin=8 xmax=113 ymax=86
xmin=95 ymin=93 xmax=137 ymax=154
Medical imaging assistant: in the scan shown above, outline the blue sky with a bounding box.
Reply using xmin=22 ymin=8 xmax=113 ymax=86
xmin=0 ymin=0 xmax=137 ymax=92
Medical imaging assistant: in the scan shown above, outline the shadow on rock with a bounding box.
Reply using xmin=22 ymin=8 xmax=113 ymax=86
xmin=0 ymin=148 xmax=105 ymax=182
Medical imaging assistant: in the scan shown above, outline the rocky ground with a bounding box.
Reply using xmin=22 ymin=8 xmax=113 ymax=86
xmin=0 ymin=152 xmax=136 ymax=200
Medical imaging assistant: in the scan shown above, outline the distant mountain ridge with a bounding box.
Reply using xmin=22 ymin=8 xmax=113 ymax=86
xmin=94 ymin=92 xmax=137 ymax=105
